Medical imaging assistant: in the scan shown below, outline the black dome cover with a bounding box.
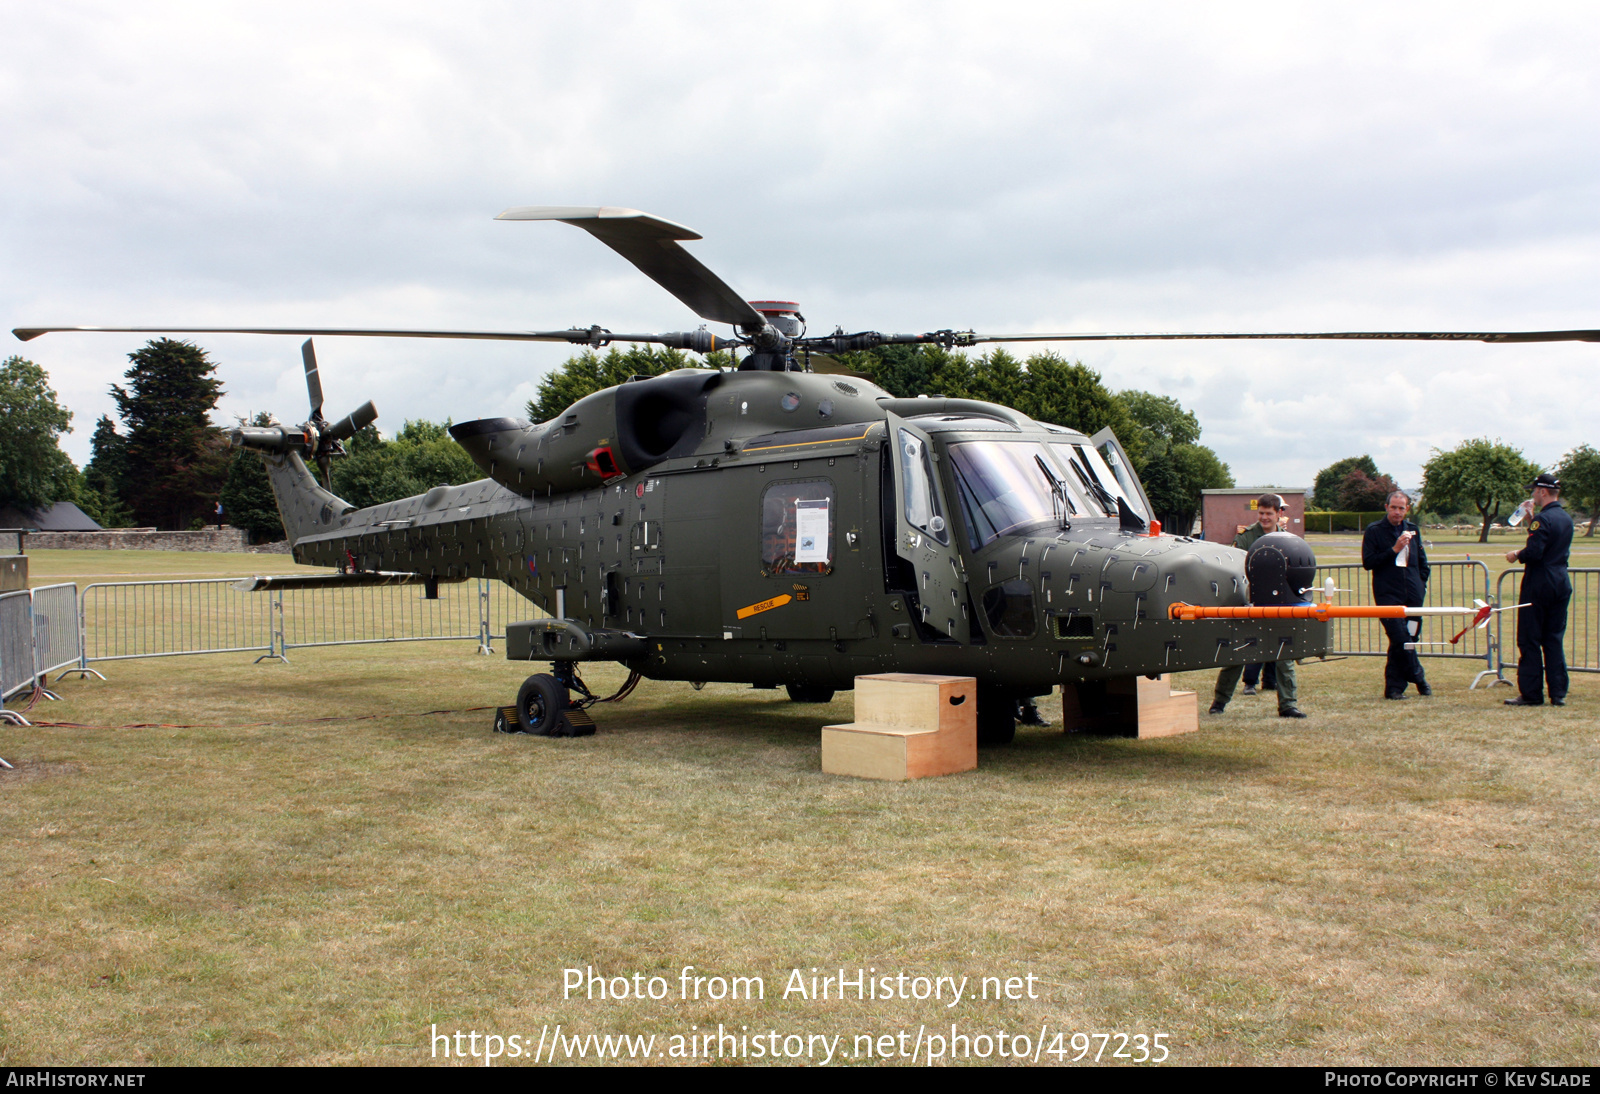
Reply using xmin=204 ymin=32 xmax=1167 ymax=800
xmin=1245 ymin=531 xmax=1318 ymax=606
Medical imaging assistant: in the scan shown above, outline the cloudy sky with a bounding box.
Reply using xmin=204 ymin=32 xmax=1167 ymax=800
xmin=5 ymin=2 xmax=1596 ymax=490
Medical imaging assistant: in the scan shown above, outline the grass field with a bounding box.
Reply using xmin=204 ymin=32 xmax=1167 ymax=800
xmin=2 ymin=544 xmax=1597 ymax=1066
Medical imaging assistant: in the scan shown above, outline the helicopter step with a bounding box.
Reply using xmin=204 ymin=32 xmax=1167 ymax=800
xmin=1061 ymin=674 xmax=1199 ymax=738
xmin=822 ymin=673 xmax=978 ymax=782
xmin=506 ymin=618 xmax=648 ymax=662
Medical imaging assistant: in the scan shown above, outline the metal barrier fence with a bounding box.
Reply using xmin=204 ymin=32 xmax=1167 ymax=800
xmin=1492 ymin=567 xmax=1600 ymax=683
xmin=77 ymin=577 xmax=543 ymax=666
xmin=1 ymin=590 xmax=33 ymax=702
xmin=80 ymin=579 xmax=274 ymax=662
xmin=31 ymin=584 xmax=80 ymax=681
xmin=1312 ymin=560 xmax=1496 ymax=683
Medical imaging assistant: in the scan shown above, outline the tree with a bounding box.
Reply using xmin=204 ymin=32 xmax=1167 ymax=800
xmin=1311 ymin=455 xmax=1380 ymax=510
xmin=111 ymin=339 xmax=229 ymax=530
xmin=78 ymin=414 xmax=135 ymax=527
xmin=525 ymin=346 xmax=698 ymax=423
xmin=1336 ymin=468 xmax=1401 ymax=512
xmin=0 ymin=355 xmax=78 ymax=512
xmin=843 ymin=343 xmax=959 ymax=398
xmin=219 ymin=414 xmax=285 ymax=542
xmin=331 ymin=419 xmax=483 ymax=510
xmin=1121 ymin=390 xmax=1233 ymax=534
xmin=1421 ymin=438 xmax=1540 ymax=544
xmin=1555 ymin=444 xmax=1600 ymax=537
xmin=1118 ymin=390 xmax=1201 ymax=448
xmin=1011 ymin=353 xmax=1137 ymax=447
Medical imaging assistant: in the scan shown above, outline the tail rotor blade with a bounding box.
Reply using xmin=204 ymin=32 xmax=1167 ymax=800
xmin=325 ymin=400 xmax=378 ymax=443
xmin=302 ymin=339 xmax=324 ymax=420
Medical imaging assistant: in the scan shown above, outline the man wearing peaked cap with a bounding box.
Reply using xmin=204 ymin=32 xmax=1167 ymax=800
xmin=1503 ymin=472 xmax=1574 ymax=707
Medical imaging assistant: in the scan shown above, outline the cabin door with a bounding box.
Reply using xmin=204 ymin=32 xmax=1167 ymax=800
xmin=885 ymin=412 xmax=970 ymax=642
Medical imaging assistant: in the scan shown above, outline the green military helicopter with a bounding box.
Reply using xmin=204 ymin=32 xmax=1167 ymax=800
xmin=17 ymin=207 xmax=1598 ymax=742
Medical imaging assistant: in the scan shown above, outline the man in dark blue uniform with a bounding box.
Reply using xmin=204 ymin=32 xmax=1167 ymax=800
xmin=1363 ymin=490 xmax=1431 ymax=699
xmin=1504 ymin=473 xmax=1574 ymax=706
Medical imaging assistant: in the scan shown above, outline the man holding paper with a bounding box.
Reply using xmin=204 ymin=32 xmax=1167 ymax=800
xmin=1363 ymin=490 xmax=1431 ymax=700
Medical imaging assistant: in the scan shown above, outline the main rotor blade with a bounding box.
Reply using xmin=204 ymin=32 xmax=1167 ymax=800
xmin=956 ymin=329 xmax=1600 ymax=345
xmin=12 ymin=325 xmax=716 ymax=347
xmin=495 ymin=206 xmax=767 ymax=333
xmin=301 ymin=338 xmax=324 ymax=420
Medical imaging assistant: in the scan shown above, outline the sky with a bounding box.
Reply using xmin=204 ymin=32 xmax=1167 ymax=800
xmin=4 ymin=1 xmax=1597 ymax=491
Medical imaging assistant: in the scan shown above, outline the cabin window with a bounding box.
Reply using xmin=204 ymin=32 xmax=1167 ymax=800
xmin=982 ymin=579 xmax=1037 ymax=638
xmin=762 ymin=479 xmax=834 ymax=576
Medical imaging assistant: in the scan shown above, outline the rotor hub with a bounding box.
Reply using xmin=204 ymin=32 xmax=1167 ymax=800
xmin=749 ymin=301 xmax=804 ymax=338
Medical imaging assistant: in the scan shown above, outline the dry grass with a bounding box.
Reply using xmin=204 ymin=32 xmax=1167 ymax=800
xmin=2 ymin=548 xmax=1597 ymax=1066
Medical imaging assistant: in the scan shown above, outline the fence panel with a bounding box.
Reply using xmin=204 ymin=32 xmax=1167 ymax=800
xmin=1312 ymin=560 xmax=1494 ymax=670
xmin=484 ymin=579 xmax=542 ymax=642
xmin=278 ymin=580 xmax=483 ymax=650
xmin=279 ymin=578 xmax=543 ymax=651
xmin=1494 ymin=567 xmax=1600 ymax=679
xmin=81 ymin=579 xmax=274 ymax=662
xmin=30 ymin=583 xmax=80 ymax=679
xmin=1 ymin=590 xmax=33 ymax=701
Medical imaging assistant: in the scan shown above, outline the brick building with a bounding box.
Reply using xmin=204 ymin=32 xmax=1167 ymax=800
xmin=1199 ymin=487 xmax=1308 ymax=542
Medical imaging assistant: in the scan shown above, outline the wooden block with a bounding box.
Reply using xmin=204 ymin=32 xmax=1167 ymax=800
xmin=1062 ymin=674 xmax=1199 ymax=739
xmin=853 ymin=672 xmax=976 ymax=733
xmin=823 ymin=674 xmax=977 ymax=781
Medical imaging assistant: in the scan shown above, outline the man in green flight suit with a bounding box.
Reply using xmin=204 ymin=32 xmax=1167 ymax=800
xmin=1209 ymin=494 xmax=1307 ymax=719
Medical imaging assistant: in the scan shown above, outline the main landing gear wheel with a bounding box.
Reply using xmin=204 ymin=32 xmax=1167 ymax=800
xmin=976 ymin=684 xmax=1017 ymax=746
xmin=516 ymin=673 xmax=569 ymax=736
xmin=785 ymin=684 xmax=836 ymax=703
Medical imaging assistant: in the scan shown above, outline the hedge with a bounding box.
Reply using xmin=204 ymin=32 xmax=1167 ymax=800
xmin=1302 ymin=510 xmax=1385 ymax=534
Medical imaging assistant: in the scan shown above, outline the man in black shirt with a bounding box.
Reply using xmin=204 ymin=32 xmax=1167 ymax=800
xmin=1363 ymin=491 xmax=1431 ymax=699
xmin=1504 ymin=473 xmax=1574 ymax=707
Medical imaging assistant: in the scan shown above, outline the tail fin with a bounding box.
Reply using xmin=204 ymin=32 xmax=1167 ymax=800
xmin=260 ymin=451 xmax=356 ymax=546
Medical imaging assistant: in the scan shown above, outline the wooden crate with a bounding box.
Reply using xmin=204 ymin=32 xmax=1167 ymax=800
xmin=1062 ymin=674 xmax=1199 ymax=739
xmin=823 ymin=673 xmax=977 ymax=781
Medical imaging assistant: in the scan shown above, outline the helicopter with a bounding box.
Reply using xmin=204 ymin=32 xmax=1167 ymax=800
xmin=16 ymin=207 xmax=1599 ymax=743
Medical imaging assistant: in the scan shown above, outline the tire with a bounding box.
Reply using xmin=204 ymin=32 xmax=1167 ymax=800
xmin=516 ymin=673 xmax=568 ymax=736
xmin=785 ymin=684 xmax=836 ymax=703
xmin=976 ymin=684 xmax=1017 ymax=746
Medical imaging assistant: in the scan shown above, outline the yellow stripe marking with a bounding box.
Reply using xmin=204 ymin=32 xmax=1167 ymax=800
xmin=742 ymin=424 xmax=878 ymax=453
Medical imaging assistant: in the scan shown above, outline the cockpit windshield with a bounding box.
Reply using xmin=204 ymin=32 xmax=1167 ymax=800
xmin=1048 ymin=442 xmax=1149 ymax=522
xmin=948 ymin=442 xmax=1088 ymax=550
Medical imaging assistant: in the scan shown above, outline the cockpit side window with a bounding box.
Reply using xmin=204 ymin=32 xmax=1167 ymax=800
xmin=1090 ymin=440 xmax=1150 ymax=521
xmin=897 ymin=429 xmax=949 ymax=545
